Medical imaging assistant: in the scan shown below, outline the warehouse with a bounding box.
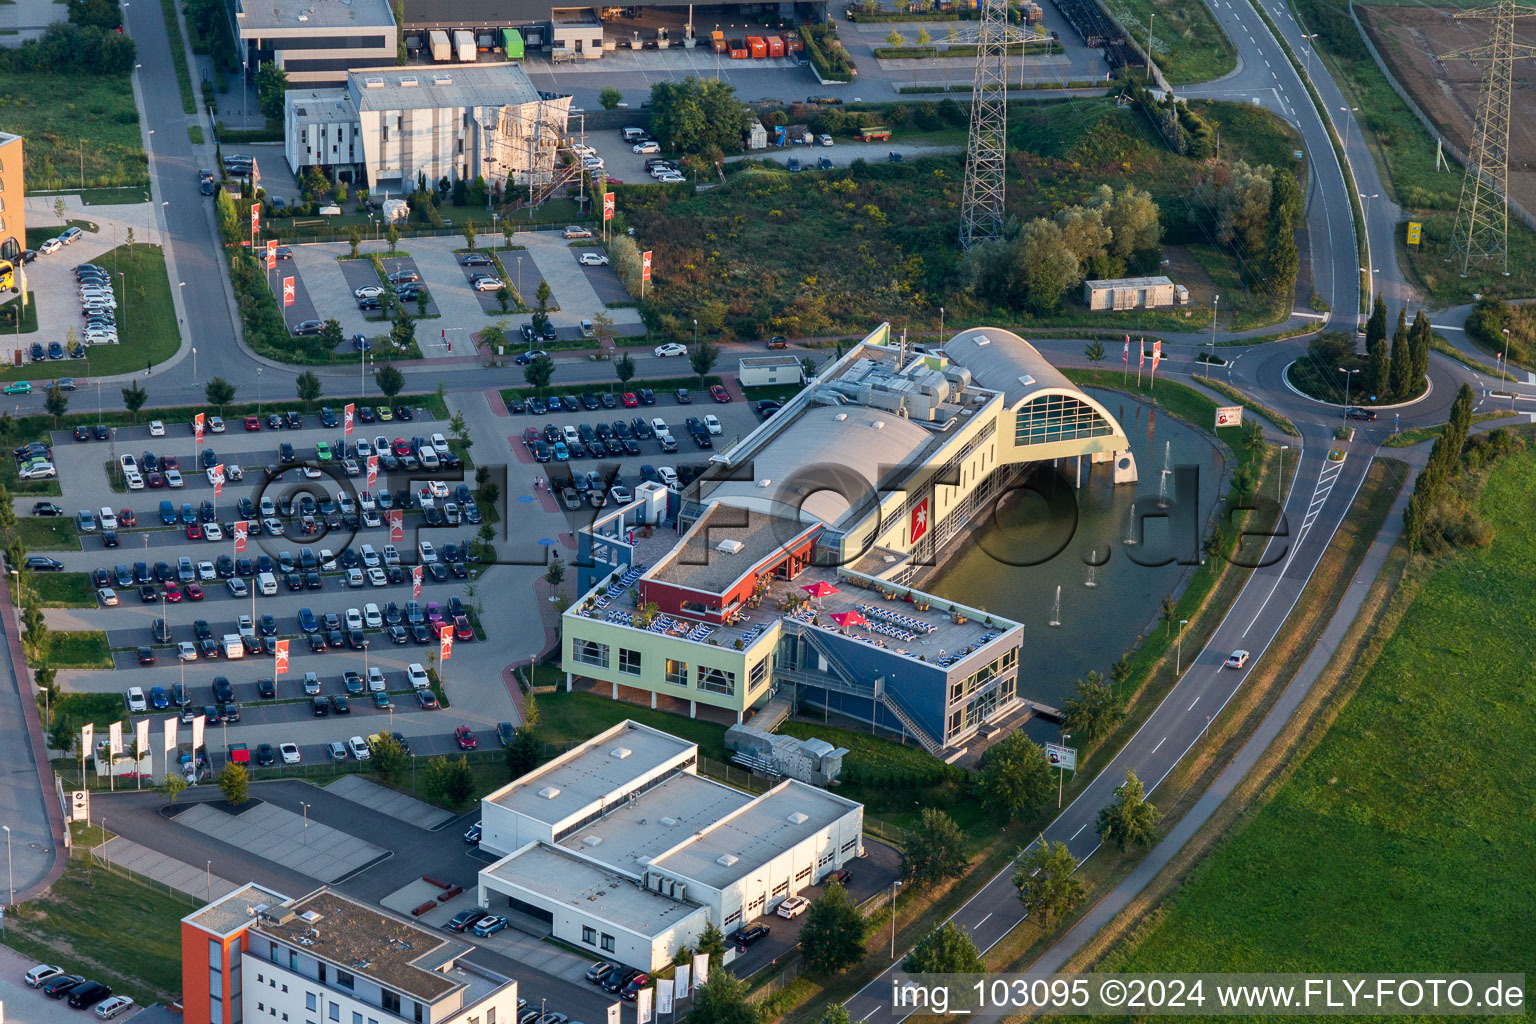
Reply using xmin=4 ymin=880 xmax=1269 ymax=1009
xmin=235 ymin=0 xmax=399 ymax=87
xmin=476 ymin=720 xmax=864 ymax=971
xmin=283 ymin=63 xmax=571 ymax=193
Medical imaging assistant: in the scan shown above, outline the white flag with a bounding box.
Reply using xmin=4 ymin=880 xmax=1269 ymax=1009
xmin=108 ymin=720 xmax=123 ymax=755
xmin=192 ymin=713 xmax=206 ymax=752
xmin=80 ymin=722 xmax=94 ymax=756
xmin=692 ymin=952 xmax=710 ymax=990
xmin=674 ymin=964 xmax=690 ymax=997
xmin=163 ymin=716 xmax=178 ymax=757
xmin=636 ymin=989 xmax=653 ymax=1024
xmin=608 ymin=1002 xmax=623 ymax=1024
xmin=135 ymin=717 xmax=150 ymax=756
xmin=656 ymin=978 xmax=674 ymax=1017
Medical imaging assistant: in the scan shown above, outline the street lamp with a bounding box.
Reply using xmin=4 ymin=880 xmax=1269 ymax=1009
xmin=3 ymin=824 xmax=12 ymax=909
xmin=939 ymin=305 xmax=945 ymax=340
xmin=693 ymin=319 xmax=698 ymax=350
xmin=1301 ymin=33 xmax=1318 ymax=77
xmin=1278 ymin=444 xmax=1289 ymax=501
xmin=1338 ymin=367 xmax=1360 ymax=417
xmin=1057 ymin=731 xmax=1072 ymax=807
xmin=257 ymin=366 xmax=263 ymax=415
xmin=300 ymin=801 xmax=311 ymax=844
xmin=1176 ymin=619 xmax=1189 ymax=674
xmin=889 ymin=880 xmax=902 ymax=957
xmin=1209 ymin=294 xmax=1220 ymax=373
xmin=1340 ymin=106 xmax=1360 ymax=153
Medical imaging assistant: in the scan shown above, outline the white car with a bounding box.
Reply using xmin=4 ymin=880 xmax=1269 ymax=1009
xmin=1225 ymin=649 xmax=1251 ymax=669
xmin=345 ymin=607 xmax=363 ymax=630
xmin=19 ymin=463 xmax=56 ymax=480
xmin=24 ymin=963 xmax=65 ymax=987
xmin=578 ymin=252 xmax=609 ymax=266
xmin=657 ymin=172 xmax=686 ymax=184
xmin=582 ymin=155 xmax=604 ymax=170
xmin=198 ymin=560 xmax=216 ymax=581
xmin=703 ymin=414 xmax=722 ymax=435
xmin=205 ymin=467 xmax=227 ymax=485
xmin=355 ymin=285 xmax=386 ymax=299
xmin=367 ymin=567 xmax=388 ymax=587
xmin=97 ymin=587 xmax=119 ymax=606
xmin=777 ymin=895 xmax=810 ymax=919
xmin=279 ymin=741 xmax=301 ymax=764
xmin=363 ymin=603 xmax=383 ymax=628
xmin=98 ymin=507 xmax=118 ymax=530
xmin=347 ymin=735 xmax=371 ymax=760
xmin=430 ymin=433 xmax=451 ymax=456
xmin=406 ymin=663 xmax=430 ymax=689
xmin=356 ymin=439 xmax=373 ymax=458
xmin=126 ymin=686 xmax=147 ymax=712
xmin=263 ymin=517 xmax=285 ymax=535
xmin=228 ymin=578 xmax=249 ymax=597
xmin=148 ymin=420 xmax=166 ymax=436
xmin=657 ymin=466 xmax=679 ymax=487
xmin=358 ymin=490 xmax=376 ymax=510
xmin=818 ymin=134 xmax=834 ymax=147
xmin=177 ymin=642 xmax=198 ymax=662
xmin=472 ymin=276 xmax=503 ymax=291
xmin=94 ymin=995 xmax=135 ymax=1020
xmin=633 ymin=141 xmax=661 ymax=154
xmin=119 ymin=454 xmax=138 ymax=474
xmin=654 ymin=343 xmax=687 ymax=357
xmin=208 ymin=416 xmax=226 ymax=433
xmin=426 ymin=479 xmax=450 ymax=499
xmin=165 ymin=469 xmax=184 ymax=488
xmin=367 ymin=665 xmax=387 ymax=691
xmin=37 ymin=237 xmax=63 ymax=255
xmin=203 ymin=523 xmax=224 ymax=541
xmin=124 ymin=469 xmax=144 ymax=490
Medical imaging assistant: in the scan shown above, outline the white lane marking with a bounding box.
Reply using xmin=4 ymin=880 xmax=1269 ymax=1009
xmin=976 ymin=913 xmax=992 ymax=927
xmin=1188 ymin=695 xmax=1200 ymax=711
xmin=1151 ymin=736 xmax=1167 ymax=754
xmin=1071 ymin=823 xmax=1089 ymax=840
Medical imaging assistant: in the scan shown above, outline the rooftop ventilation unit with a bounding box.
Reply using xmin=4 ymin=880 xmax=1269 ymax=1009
xmin=399 ymin=76 xmax=418 ymax=86
xmin=537 ymin=785 xmax=561 ymax=799
xmin=870 ymin=420 xmax=885 ymax=430
xmin=757 ymin=478 xmax=772 ymax=488
xmin=660 ymin=816 xmax=679 ymax=827
xmin=833 ymin=412 xmax=847 ymax=421
xmin=1017 ymin=374 xmax=1036 ymax=387
xmin=787 ymin=811 xmax=809 ymax=825
xmin=716 ymin=853 xmax=739 ymax=867
xmin=583 ymin=836 xmax=603 ymax=847
xmin=263 ymin=908 xmax=297 ymax=925
xmin=364 ymin=77 xmax=384 ymax=87
xmin=299 ymin=911 xmax=323 ymax=924
xmin=716 ymin=539 xmax=744 ymax=555
xmin=433 ymin=75 xmax=453 ymax=84
xmin=976 ymin=337 xmax=991 ymax=346
xmin=610 ymin=746 xmax=631 ymax=759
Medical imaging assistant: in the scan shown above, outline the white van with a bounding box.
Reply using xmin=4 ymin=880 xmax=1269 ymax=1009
xmin=407 ymin=663 xmax=430 ymax=689
xmin=256 ymin=572 xmax=278 ymax=596
xmin=419 ymin=447 xmax=441 ymax=470
xmin=360 ymin=544 xmax=380 ymax=568
xmin=222 ymin=634 xmax=246 ymax=659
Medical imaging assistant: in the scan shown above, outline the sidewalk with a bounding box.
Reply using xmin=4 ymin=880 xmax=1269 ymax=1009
xmin=93 ymin=833 xmax=243 ymax=903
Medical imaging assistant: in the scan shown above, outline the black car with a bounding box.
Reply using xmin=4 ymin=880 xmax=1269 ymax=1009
xmin=733 ymin=923 xmax=771 ymax=947
xmin=541 ymin=322 xmax=559 ymax=342
xmin=675 ymin=388 xmax=693 ymax=404
xmin=257 ymin=677 xmax=276 ymax=698
xmin=256 ymin=743 xmax=276 ymax=766
xmin=358 ymin=296 xmax=382 ymax=311
xmin=1345 ymin=406 xmax=1378 ymax=421
xmin=42 ymin=974 xmax=85 ymax=998
xmin=638 ymin=388 xmax=656 ymax=405
xmin=312 ymin=696 xmax=329 ymax=716
xmin=603 ymin=968 xmax=640 ymax=994
xmin=447 ymin=909 xmax=487 ymax=932
xmin=392 ymin=731 xmax=412 ymax=754
xmin=24 ymin=556 xmax=63 ymax=571
xmin=67 ymin=982 xmax=113 ymax=1010
xmin=292 ymin=320 xmax=324 ymax=336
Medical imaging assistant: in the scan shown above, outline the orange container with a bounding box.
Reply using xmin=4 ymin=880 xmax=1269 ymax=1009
xmin=765 ymin=34 xmax=785 ymax=57
xmin=747 ymin=35 xmax=767 ymax=57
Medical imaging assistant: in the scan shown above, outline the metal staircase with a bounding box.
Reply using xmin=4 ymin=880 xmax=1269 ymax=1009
xmin=878 ymin=690 xmax=942 ymax=757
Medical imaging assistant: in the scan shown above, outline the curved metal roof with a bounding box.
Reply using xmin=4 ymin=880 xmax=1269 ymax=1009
xmin=941 ymin=328 xmax=1083 ymax=407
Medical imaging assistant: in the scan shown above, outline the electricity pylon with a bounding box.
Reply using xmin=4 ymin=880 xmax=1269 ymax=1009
xmin=959 ymin=0 xmax=1010 ymax=248
xmin=1442 ymin=0 xmax=1536 ymax=277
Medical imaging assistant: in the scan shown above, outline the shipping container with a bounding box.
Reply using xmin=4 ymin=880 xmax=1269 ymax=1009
xmin=454 ymin=29 xmax=476 ymax=62
xmin=502 ymin=27 xmax=525 ymax=58
xmin=429 ymin=29 xmax=452 ymax=61
xmin=711 ymin=29 xmax=726 ymax=51
xmin=747 ymin=35 xmax=767 ymax=57
xmin=765 ymin=34 xmax=784 ymax=57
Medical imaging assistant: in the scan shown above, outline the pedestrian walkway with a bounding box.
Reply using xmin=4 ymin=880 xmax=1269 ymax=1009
xmin=93 ymin=833 xmax=243 ymax=902
xmin=325 ymin=775 xmax=453 ymax=830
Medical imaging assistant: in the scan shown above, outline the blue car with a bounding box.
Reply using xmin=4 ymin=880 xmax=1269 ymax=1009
xmin=47 ymin=341 xmax=64 ymax=359
xmin=298 ymin=607 xmax=318 ymax=633
xmin=149 ymin=685 xmax=169 ymax=709
xmin=471 ymin=914 xmax=508 ymax=937
xmin=159 ymin=500 xmax=177 ymax=525
xmin=180 ymin=503 xmax=197 ymax=525
xmin=552 ymin=441 xmax=569 ymax=461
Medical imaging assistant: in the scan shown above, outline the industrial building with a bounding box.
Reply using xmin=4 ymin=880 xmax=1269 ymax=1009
xmin=476 ymin=720 xmax=864 ymax=971
xmin=564 ymin=325 xmax=1138 ymax=754
xmin=181 ymin=883 xmax=519 ymax=1024
xmin=1082 ymin=275 xmax=1186 ymax=310
xmin=235 ymin=0 xmax=399 ymax=87
xmin=738 ymin=354 xmax=806 ymax=387
xmin=283 ymin=63 xmax=571 ymax=192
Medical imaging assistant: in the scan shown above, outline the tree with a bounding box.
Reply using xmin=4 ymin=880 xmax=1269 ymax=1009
xmin=1096 ymin=769 xmax=1161 ymax=851
xmin=695 ymin=920 xmax=728 ymax=967
xmin=915 ymin=26 xmax=931 ymax=45
xmin=535 ymin=279 xmax=552 ymax=310
xmin=161 ymin=772 xmax=188 ymax=807
xmin=1059 ymin=669 xmax=1125 ymax=740
xmin=648 ymin=77 xmax=753 ymax=157
xmin=886 ymin=28 xmax=904 ymax=46
xmin=1264 ymin=223 xmax=1299 ymax=298
xmin=1389 ymin=307 xmax=1413 ymax=398
xmin=317 ymin=318 xmax=346 ymax=357
xmin=1409 ymin=309 xmax=1431 ymax=392
xmin=462 ymin=219 xmax=477 ymax=250
xmin=506 ymin=728 xmax=540 ymax=776
xmin=374 ymin=363 xmax=405 ymax=399
xmin=502 ymin=220 xmax=516 ymax=249
xmin=1055 ymin=206 xmax=1113 ymax=278
xmin=255 ymin=62 xmax=289 ymax=121
xmin=219 ymin=760 xmax=250 ymax=806
xmin=690 ymin=340 xmax=719 ymax=384
xmin=905 ymin=807 xmax=966 ymax=886
xmin=1091 ymin=184 xmax=1162 ymax=264
xmin=495 ymin=285 xmax=511 ymax=314
xmin=415 ymin=289 xmax=429 ymax=318
xmin=1161 ymin=595 xmax=1177 ymax=635
xmin=545 ymin=557 xmax=565 ymax=588
xmin=44 ymin=385 xmax=68 ymax=426
xmin=902 ymin=922 xmax=984 ymax=973
xmin=691 ymin=972 xmax=759 ymax=1024
xmin=1012 ymin=838 xmax=1085 ymax=928
xmin=205 ymin=377 xmax=236 ymax=414
xmin=343 ymin=225 xmax=362 ymax=260
xmin=391 ymin=310 xmax=416 ymax=352
xmin=818 ymin=1006 xmax=852 ymax=1024
xmin=974 ymin=732 xmax=1052 ymax=821
xmin=1209 ymin=160 xmax=1273 ymax=258
xmin=20 ymin=604 xmax=45 ymax=661
xmin=1365 ymin=292 xmax=1388 ymax=355
xmin=598 ymin=86 xmax=623 ymax=109
xmin=1018 ymin=218 xmax=1079 ymax=313
xmin=1084 ymin=340 xmax=1106 ymax=363
xmin=295 ymin=369 xmax=323 ymax=408
xmin=799 ymin=881 xmax=868 ymax=975
xmin=0 ymin=486 xmax=16 ymax=535
xmin=523 ymin=354 xmax=555 ymax=394
xmin=615 ymin=353 xmax=636 ymax=385
xmin=449 ymin=410 xmax=471 ymax=448
xmin=386 ymin=224 xmax=400 ymax=254
xmin=370 ymin=731 xmax=410 ymax=783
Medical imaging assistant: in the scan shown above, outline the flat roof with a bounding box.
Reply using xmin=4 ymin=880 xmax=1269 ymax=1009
xmin=487 ymin=844 xmax=702 ymax=937
xmin=558 ymin=771 xmax=753 ymax=876
xmin=738 ymin=354 xmax=805 ymax=368
xmin=486 ymin=720 xmax=693 ymax=824
xmin=288 ymin=89 xmax=355 ymax=126
xmin=183 ymin=882 xmax=289 ymax=937
xmin=352 ymin=63 xmax=539 ymax=111
xmin=250 ymin=889 xmax=470 ymax=1003
xmin=1083 ymin=275 xmax=1174 ymax=288
xmin=645 ymin=504 xmax=817 ymax=596
xmin=651 ymin=780 xmax=861 ymax=889
xmin=236 ymin=0 xmax=395 ymax=32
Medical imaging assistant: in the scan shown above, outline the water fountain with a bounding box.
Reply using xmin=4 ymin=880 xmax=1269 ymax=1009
xmin=1158 ymin=441 xmax=1174 ymax=508
xmin=1049 ymin=584 xmax=1062 ymax=626
xmin=1085 ymin=550 xmax=1098 ymax=588
xmin=1124 ymin=502 xmax=1138 ymax=545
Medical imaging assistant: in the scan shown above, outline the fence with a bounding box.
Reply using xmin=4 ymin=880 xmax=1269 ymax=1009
xmin=698 ymin=755 xmax=775 ymax=794
xmin=52 ymin=746 xmax=512 ymax=793
xmin=68 ymin=843 xmax=210 ymax=907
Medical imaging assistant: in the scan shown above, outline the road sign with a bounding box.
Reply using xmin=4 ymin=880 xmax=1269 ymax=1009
xmin=1045 ymin=742 xmax=1077 ymax=771
xmin=70 ymin=790 xmax=90 ymax=822
xmin=1215 ymin=405 xmax=1244 ymax=428
xmin=1407 ymin=221 xmax=1422 ymax=245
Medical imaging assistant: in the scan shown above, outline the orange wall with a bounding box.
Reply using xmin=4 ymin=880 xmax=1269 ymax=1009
xmin=181 ymin=922 xmax=242 ymax=1024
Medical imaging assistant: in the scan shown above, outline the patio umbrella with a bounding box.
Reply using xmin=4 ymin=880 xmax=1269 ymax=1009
xmin=830 ymin=610 xmax=867 ymax=631
xmin=801 ymin=580 xmax=840 ymax=607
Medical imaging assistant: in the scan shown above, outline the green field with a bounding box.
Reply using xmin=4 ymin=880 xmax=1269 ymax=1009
xmin=1109 ymin=0 xmax=1237 ymax=85
xmin=16 ymin=516 xmax=80 ymax=550
xmin=1099 ymin=448 xmax=1536 ymax=993
xmin=536 ymin=689 xmax=733 ymax=762
xmin=41 ymin=630 xmax=112 ymax=668
xmin=0 ymin=73 xmax=148 ymax=189
xmin=24 ymin=571 xmax=94 ymax=607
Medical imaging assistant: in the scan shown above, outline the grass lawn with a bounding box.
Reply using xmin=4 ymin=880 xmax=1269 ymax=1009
xmin=41 ymin=630 xmax=112 ymax=669
xmin=1099 ymin=447 xmax=1536 ymax=986
xmin=16 ymin=517 xmax=81 ymax=550
xmin=0 ymin=74 xmax=147 ymax=190
xmin=1109 ymin=0 xmax=1237 ymax=84
xmin=535 ymin=689 xmax=734 ymax=762
xmin=5 ymin=825 xmax=188 ymax=1005
xmin=0 ymin=291 xmax=40 ymax=335
xmin=500 ymin=374 xmax=724 ymax=405
xmin=23 ymin=571 xmax=94 ymax=607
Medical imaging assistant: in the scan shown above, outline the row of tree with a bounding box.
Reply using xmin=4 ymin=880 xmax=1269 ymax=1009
xmin=1198 ymin=160 xmax=1302 ymax=299
xmin=0 ymin=20 xmax=136 ymax=75
xmin=1362 ymin=296 xmax=1431 ymax=403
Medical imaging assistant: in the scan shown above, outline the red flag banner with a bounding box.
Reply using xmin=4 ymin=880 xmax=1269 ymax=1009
xmin=412 ymin=564 xmax=423 ymax=601
xmin=251 ymin=205 xmax=260 ymax=233
xmin=234 ymin=520 xmax=248 ymax=554
xmin=439 ymin=622 xmax=454 ymax=662
xmin=282 ymin=277 xmax=295 ymax=307
xmin=274 ymin=639 xmax=290 ymax=676
xmin=1122 ymin=336 xmax=1129 ymax=366
xmin=1151 ymin=339 xmax=1163 ymax=377
xmin=210 ymin=464 xmax=225 ymax=498
xmin=641 ymin=250 xmax=653 ymax=283
xmin=344 ymin=403 xmax=355 ymax=436
xmin=194 ymin=413 xmax=205 ymax=445
xmin=367 ymin=455 xmax=379 ymax=489
xmin=266 ymin=239 xmax=277 ymax=270
xmin=390 ymin=509 xmax=404 ymax=543
xmin=603 ymin=193 xmax=615 ymax=222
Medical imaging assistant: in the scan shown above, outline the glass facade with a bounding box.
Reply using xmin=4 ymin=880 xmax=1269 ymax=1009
xmin=1014 ymin=394 xmax=1113 ymax=446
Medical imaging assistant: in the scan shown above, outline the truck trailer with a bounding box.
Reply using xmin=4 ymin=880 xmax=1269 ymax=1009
xmin=429 ymin=30 xmax=451 ymax=61
xmin=454 ymin=29 xmax=476 ymax=62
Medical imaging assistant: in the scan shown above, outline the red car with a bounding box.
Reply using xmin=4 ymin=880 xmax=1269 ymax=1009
xmin=453 ymin=615 xmax=473 ymax=641
xmin=185 ymin=582 xmax=204 ymax=601
xmin=710 ymin=384 xmax=731 ymax=403
xmin=392 ymin=438 xmax=411 ymax=456
xmin=146 ymin=472 xmax=165 ymax=488
xmin=186 ymin=523 xmax=203 ymax=540
xmin=163 ymin=581 xmax=183 ymax=603
xmin=454 ymin=725 xmax=477 ymax=750
xmin=118 ymin=508 xmax=137 ymax=527
xmin=621 ymin=392 xmax=638 ymax=408
xmin=244 ymin=415 xmax=261 ymax=431
xmin=162 ymin=455 xmax=179 ymax=471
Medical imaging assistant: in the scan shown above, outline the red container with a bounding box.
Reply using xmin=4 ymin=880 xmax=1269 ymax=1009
xmin=747 ymin=35 xmax=767 ymax=57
